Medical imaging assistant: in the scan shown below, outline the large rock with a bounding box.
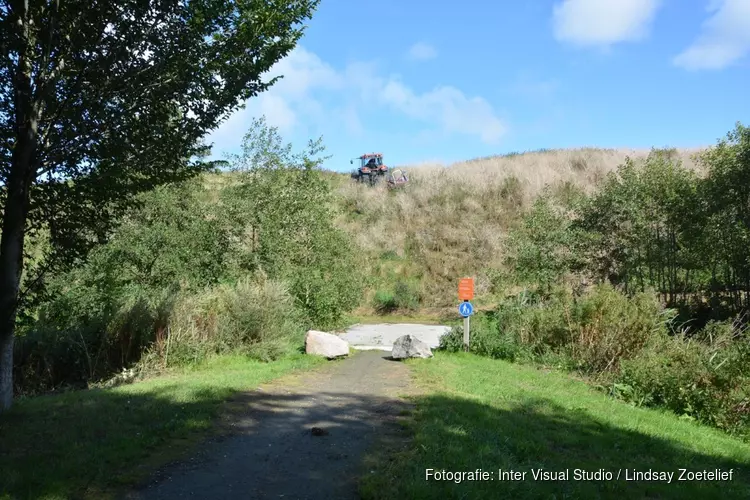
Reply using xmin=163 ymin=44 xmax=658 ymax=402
xmin=391 ymin=334 xmax=433 ymax=360
xmin=305 ymin=330 xmax=349 ymax=359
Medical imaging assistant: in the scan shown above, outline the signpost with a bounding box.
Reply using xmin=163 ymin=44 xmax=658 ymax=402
xmin=458 ymin=278 xmax=474 ymax=351
xmin=458 ymin=278 xmax=474 ymax=301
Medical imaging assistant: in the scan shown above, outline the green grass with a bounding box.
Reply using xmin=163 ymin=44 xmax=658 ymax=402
xmin=0 ymin=353 xmax=325 ymax=500
xmin=361 ymin=352 xmax=750 ymax=499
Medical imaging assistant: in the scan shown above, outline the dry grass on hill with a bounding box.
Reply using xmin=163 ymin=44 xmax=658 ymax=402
xmin=335 ymin=147 xmax=703 ymax=308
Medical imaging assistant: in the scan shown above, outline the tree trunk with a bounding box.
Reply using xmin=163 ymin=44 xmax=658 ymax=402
xmin=0 ymin=157 xmax=34 ymax=412
xmin=0 ymin=11 xmax=38 ymax=411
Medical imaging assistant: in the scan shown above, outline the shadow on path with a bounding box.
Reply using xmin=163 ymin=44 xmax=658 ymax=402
xmin=124 ymin=351 xmax=414 ymax=500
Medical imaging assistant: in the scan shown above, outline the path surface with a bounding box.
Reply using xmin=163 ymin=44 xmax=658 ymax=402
xmin=339 ymin=323 xmax=451 ymax=351
xmin=125 ymin=350 xmax=421 ymax=500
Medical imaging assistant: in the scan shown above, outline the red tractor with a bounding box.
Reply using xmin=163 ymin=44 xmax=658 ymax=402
xmin=350 ymin=153 xmax=409 ymax=187
xmin=350 ymin=153 xmax=388 ymax=185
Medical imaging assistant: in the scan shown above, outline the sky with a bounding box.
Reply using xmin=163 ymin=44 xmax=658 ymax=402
xmin=206 ymin=0 xmax=750 ymax=171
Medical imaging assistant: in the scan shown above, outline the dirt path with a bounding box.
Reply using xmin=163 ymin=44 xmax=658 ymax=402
xmin=125 ymin=350 xmax=419 ymax=500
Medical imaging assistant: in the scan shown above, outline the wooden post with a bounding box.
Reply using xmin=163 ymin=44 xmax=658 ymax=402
xmin=463 ymin=314 xmax=470 ymax=351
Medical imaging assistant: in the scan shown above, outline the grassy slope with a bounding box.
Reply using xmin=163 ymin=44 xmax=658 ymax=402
xmin=361 ymin=353 xmax=750 ymax=499
xmin=334 ymin=148 xmax=703 ymax=310
xmin=0 ymin=354 xmax=325 ymax=500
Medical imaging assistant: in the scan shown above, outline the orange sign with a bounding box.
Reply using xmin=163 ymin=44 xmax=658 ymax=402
xmin=458 ymin=278 xmax=474 ymax=301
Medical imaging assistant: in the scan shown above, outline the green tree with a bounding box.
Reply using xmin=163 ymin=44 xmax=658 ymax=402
xmin=575 ymin=150 xmax=699 ymax=301
xmin=697 ymin=123 xmax=750 ymax=308
xmin=224 ymin=117 xmax=364 ymax=328
xmin=506 ymin=197 xmax=583 ymax=293
xmin=0 ymin=0 xmax=319 ymax=410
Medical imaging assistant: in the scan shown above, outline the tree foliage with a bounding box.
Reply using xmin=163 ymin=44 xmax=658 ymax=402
xmin=575 ymin=149 xmax=700 ymax=299
xmin=507 ymin=122 xmax=750 ymax=327
xmin=14 ymin=118 xmax=364 ymax=393
xmin=0 ymin=0 xmax=319 ymax=410
xmin=224 ymin=117 xmax=364 ymax=328
xmin=505 ymin=196 xmax=584 ymax=293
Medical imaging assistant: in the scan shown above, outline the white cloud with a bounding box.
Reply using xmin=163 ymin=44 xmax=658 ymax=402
xmin=673 ymin=0 xmax=750 ymax=70
xmin=552 ymin=0 xmax=661 ymax=47
xmin=208 ymin=46 xmax=507 ymax=152
xmin=406 ymin=42 xmax=438 ymax=61
xmin=378 ymin=80 xmax=507 ymax=144
xmin=209 ymin=48 xmax=341 ymax=152
xmin=264 ymin=47 xmax=344 ymax=97
xmin=258 ymin=94 xmax=296 ymax=132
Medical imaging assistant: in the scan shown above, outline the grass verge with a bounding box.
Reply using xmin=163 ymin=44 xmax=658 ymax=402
xmin=0 ymin=354 xmax=325 ymax=500
xmin=360 ymin=352 xmax=750 ymax=499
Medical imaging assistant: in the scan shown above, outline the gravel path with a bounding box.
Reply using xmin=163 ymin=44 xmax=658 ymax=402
xmin=339 ymin=323 xmax=451 ymax=351
xmin=124 ymin=349 xmax=423 ymax=500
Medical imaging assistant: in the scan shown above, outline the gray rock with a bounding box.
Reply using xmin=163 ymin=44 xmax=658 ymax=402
xmin=391 ymin=334 xmax=433 ymax=360
xmin=305 ymin=330 xmax=349 ymax=359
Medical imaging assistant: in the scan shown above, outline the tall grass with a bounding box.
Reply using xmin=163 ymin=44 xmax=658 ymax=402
xmin=139 ymin=278 xmax=306 ymax=371
xmin=336 ymin=148 xmax=702 ymax=308
xmin=15 ymin=277 xmax=306 ymax=394
xmin=439 ymin=285 xmax=750 ymax=439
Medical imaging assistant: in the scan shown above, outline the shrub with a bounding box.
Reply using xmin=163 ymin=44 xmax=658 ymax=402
xmin=372 ymin=280 xmax=421 ymax=314
xmin=615 ymin=319 xmax=750 ymax=436
xmin=438 ymin=326 xmax=464 ymax=352
xmin=505 ymin=198 xmax=583 ymax=292
xmin=565 ymin=284 xmax=672 ymax=373
xmin=140 ymin=278 xmax=305 ymax=370
xmin=439 ymin=290 xmax=559 ymax=362
xmin=393 ymin=280 xmax=421 ymax=311
xmin=444 ymin=284 xmax=671 ymax=374
xmin=468 ymin=313 xmax=533 ymax=362
xmin=14 ymin=119 xmax=365 ymax=393
xmin=224 ymin=118 xmax=364 ymax=329
xmin=14 ymin=280 xmax=174 ymax=393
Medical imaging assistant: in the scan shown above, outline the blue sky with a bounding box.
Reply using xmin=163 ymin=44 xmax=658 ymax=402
xmin=207 ymin=0 xmax=750 ymax=171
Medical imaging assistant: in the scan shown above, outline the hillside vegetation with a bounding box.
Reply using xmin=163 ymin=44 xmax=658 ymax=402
xmin=13 ymin=118 xmax=364 ymax=395
xmin=412 ymin=123 xmax=750 ymax=441
xmin=10 ymin=117 xmax=750 ymax=448
xmin=337 ymin=146 xmax=702 ymax=311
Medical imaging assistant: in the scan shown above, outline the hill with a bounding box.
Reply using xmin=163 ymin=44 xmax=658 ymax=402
xmin=333 ymin=147 xmax=704 ymax=313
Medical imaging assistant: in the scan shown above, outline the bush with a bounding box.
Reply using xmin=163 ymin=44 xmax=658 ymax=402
xmin=505 ymin=198 xmax=583 ymax=292
xmin=393 ymin=280 xmax=421 ymax=311
xmin=470 ymin=314 xmax=533 ymax=362
xmin=439 ymin=291 xmax=556 ymax=362
xmin=140 ymin=278 xmax=305 ymax=370
xmin=565 ymin=285 xmax=672 ymax=373
xmin=14 ymin=282 xmax=174 ymax=393
xmin=445 ymin=284 xmax=671 ymax=374
xmin=14 ymin=119 xmax=365 ymax=393
xmin=373 ymin=290 xmax=397 ymax=313
xmin=448 ymin=281 xmax=750 ymax=439
xmin=615 ymin=319 xmax=750 ymax=436
xmin=438 ymin=326 xmax=464 ymax=352
xmin=224 ymin=117 xmax=364 ymax=329
xmin=372 ymin=280 xmax=421 ymax=314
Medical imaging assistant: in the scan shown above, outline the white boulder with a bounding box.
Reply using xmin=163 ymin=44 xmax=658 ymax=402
xmin=305 ymin=330 xmax=349 ymax=359
xmin=391 ymin=334 xmax=433 ymax=360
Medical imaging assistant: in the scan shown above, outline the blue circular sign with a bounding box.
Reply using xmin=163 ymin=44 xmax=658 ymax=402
xmin=458 ymin=301 xmax=474 ymax=317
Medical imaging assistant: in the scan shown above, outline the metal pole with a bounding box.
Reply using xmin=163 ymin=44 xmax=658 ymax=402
xmin=463 ymin=315 xmax=470 ymax=351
